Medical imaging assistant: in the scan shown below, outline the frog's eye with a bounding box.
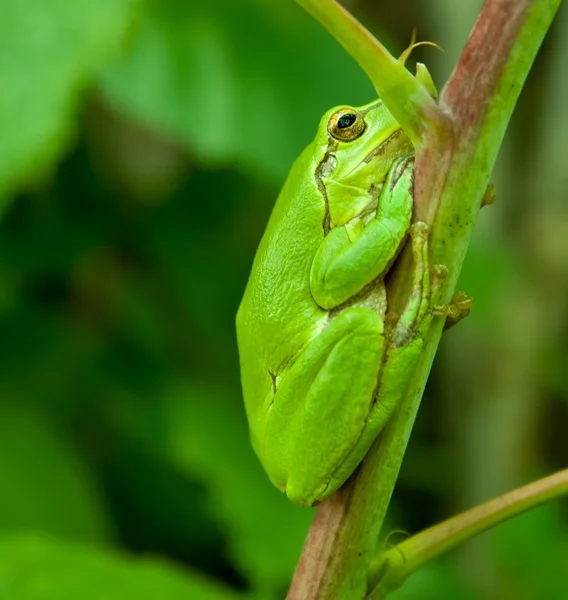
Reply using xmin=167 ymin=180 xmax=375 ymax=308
xmin=327 ymin=109 xmax=366 ymax=142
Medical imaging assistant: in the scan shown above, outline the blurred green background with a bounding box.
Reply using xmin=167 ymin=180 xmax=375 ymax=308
xmin=0 ymin=0 xmax=567 ymax=598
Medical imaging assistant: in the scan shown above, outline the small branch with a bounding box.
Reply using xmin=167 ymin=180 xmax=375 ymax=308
xmin=368 ymin=469 xmax=568 ymax=598
xmin=286 ymin=486 xmax=352 ymax=600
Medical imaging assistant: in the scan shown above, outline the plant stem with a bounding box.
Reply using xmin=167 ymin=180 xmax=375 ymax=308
xmin=295 ymin=0 xmax=438 ymax=147
xmin=368 ymin=469 xmax=568 ymax=598
xmin=287 ymin=1 xmax=560 ymax=599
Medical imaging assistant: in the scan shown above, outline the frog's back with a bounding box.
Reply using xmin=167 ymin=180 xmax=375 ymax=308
xmin=236 ymin=144 xmax=328 ymax=447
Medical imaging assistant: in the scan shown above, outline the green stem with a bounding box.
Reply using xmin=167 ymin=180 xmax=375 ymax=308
xmin=368 ymin=469 xmax=568 ymax=598
xmin=295 ymin=0 xmax=438 ymax=147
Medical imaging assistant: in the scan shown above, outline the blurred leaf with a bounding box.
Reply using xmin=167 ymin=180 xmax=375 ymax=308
xmin=0 ymin=0 xmax=138 ymax=208
xmin=84 ymin=102 xmax=190 ymax=204
xmin=90 ymin=403 xmax=241 ymax=585
xmin=491 ymin=502 xmax=568 ymax=600
xmin=456 ymin=232 xmax=525 ymax=331
xmin=0 ymin=405 xmax=112 ymax=542
xmin=128 ymin=381 xmax=312 ymax=598
xmin=0 ymin=533 xmax=244 ymax=600
xmin=100 ymin=0 xmax=375 ymax=181
xmin=139 ymin=168 xmax=269 ymax=371
xmin=389 ymin=561 xmax=476 ymax=600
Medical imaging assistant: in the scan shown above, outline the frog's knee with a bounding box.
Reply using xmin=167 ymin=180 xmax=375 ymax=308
xmin=285 ymin=481 xmax=320 ymax=508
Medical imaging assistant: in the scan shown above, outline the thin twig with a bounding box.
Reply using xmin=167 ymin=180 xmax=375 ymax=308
xmin=368 ymin=469 xmax=568 ymax=597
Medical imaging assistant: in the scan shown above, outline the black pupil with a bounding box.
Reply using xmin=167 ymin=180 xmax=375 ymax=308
xmin=337 ymin=114 xmax=357 ymax=129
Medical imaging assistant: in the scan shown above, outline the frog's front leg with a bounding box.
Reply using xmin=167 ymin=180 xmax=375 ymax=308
xmin=262 ymin=307 xmax=384 ymax=507
xmin=310 ymin=157 xmax=414 ymax=309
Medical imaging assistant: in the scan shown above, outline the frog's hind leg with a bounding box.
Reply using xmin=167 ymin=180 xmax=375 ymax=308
xmin=361 ymin=223 xmax=447 ymax=442
xmin=263 ymin=307 xmax=384 ymax=507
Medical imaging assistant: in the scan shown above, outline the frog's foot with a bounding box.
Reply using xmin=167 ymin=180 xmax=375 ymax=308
xmin=435 ymin=290 xmax=474 ymax=330
xmin=389 ymin=222 xmax=447 ymax=348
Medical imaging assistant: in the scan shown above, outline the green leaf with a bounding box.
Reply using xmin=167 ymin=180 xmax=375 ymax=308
xmin=388 ymin=561 xmax=476 ymax=600
xmin=0 ymin=534 xmax=243 ymax=600
xmin=0 ymin=0 xmax=138 ymax=208
xmin=0 ymin=405 xmax=112 ymax=542
xmin=492 ymin=503 xmax=568 ymax=600
xmin=455 ymin=234 xmax=525 ymax=330
xmin=100 ymin=0 xmax=375 ymax=181
xmin=160 ymin=382 xmax=312 ymax=596
xmin=113 ymin=380 xmax=311 ymax=597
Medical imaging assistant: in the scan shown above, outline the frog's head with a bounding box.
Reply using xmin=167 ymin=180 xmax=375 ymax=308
xmin=313 ymin=100 xmax=413 ymax=228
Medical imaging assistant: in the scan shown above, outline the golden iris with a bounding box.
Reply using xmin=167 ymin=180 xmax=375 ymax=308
xmin=327 ymin=108 xmax=366 ymax=142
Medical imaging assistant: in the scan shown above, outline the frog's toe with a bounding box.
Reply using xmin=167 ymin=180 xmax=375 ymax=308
xmin=432 ymin=264 xmax=448 ymax=281
xmin=409 ymin=221 xmax=429 ymax=239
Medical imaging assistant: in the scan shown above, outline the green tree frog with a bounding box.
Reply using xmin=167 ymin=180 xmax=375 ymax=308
xmin=236 ymin=98 xmax=444 ymax=507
